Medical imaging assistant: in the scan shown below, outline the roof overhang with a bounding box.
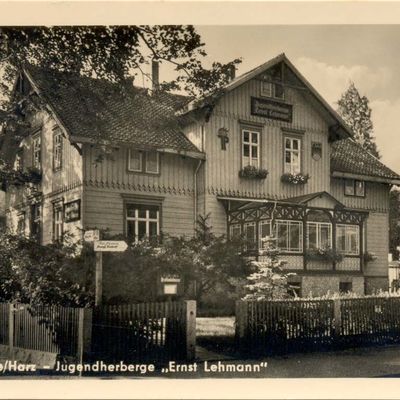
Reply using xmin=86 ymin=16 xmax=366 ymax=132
xmin=70 ymin=135 xmax=205 ymax=160
xmin=332 ymin=171 xmax=400 ymax=186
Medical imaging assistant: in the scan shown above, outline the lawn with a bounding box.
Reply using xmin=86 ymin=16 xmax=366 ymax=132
xmin=196 ymin=317 xmax=235 ymax=337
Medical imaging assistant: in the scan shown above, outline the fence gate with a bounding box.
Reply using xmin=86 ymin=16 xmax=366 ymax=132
xmin=90 ymin=301 xmax=196 ymax=364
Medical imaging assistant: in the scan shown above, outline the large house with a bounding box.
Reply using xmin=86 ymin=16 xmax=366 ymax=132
xmin=2 ymin=53 xmax=400 ymax=296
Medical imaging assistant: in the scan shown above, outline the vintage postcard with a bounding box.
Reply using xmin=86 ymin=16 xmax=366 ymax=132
xmin=0 ymin=1 xmax=400 ymax=399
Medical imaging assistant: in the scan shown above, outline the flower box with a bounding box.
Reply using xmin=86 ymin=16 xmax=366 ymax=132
xmin=239 ymin=165 xmax=268 ymax=180
xmin=363 ymin=251 xmax=378 ymax=263
xmin=281 ymin=172 xmax=310 ymax=185
xmin=305 ymin=248 xmax=343 ymax=263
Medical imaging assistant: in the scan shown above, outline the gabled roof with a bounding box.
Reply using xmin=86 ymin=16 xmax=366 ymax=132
xmin=23 ymin=66 xmax=203 ymax=158
xmin=331 ymin=138 xmax=400 ymax=184
xmin=184 ymin=53 xmax=353 ymax=141
xmin=284 ymin=191 xmax=345 ymax=208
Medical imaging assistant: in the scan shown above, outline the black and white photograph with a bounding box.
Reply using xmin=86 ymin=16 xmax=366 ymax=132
xmin=1 ymin=1 xmax=400 ymax=397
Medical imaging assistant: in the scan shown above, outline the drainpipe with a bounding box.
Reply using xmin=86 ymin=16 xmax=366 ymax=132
xmin=193 ymin=159 xmax=203 ymax=230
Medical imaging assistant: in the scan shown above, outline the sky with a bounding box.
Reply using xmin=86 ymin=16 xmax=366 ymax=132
xmin=156 ymin=25 xmax=400 ymax=174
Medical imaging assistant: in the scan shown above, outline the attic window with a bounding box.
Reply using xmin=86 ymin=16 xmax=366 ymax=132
xmin=261 ymin=81 xmax=285 ymax=100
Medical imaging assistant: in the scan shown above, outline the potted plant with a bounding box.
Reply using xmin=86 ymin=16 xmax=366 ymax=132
xmin=239 ymin=165 xmax=269 ymax=180
xmin=363 ymin=251 xmax=378 ymax=263
xmin=281 ymin=172 xmax=310 ymax=185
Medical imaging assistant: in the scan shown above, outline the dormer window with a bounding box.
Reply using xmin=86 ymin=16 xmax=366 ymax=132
xmin=128 ymin=149 xmax=159 ymax=174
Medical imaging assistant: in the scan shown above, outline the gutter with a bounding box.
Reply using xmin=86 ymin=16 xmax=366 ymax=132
xmin=332 ymin=171 xmax=400 ymax=186
xmin=193 ymin=159 xmax=203 ymax=228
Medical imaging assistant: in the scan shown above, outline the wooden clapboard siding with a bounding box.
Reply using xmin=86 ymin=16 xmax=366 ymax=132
xmin=204 ymin=76 xmax=331 ymax=199
xmin=330 ymin=178 xmax=390 ymax=212
xmin=365 ymin=212 xmax=389 ymax=277
xmin=83 ymin=145 xmax=196 ymax=194
xmin=83 ymin=186 xmax=195 ymax=237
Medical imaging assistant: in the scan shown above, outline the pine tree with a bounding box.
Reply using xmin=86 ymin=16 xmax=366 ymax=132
xmin=243 ymin=236 xmax=295 ymax=301
xmin=337 ymin=82 xmax=380 ymax=158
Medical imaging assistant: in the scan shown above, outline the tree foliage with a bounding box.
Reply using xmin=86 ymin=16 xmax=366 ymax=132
xmin=0 ymin=232 xmax=94 ymax=306
xmin=243 ymin=236 xmax=295 ymax=301
xmin=389 ymin=188 xmax=400 ymax=260
xmin=337 ymin=82 xmax=380 ymax=158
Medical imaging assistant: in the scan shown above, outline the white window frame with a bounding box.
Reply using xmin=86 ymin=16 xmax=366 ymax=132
xmin=145 ymin=152 xmax=160 ymax=174
xmin=276 ymin=219 xmax=303 ymax=253
xmin=17 ymin=212 xmax=25 ymax=236
xmin=14 ymin=150 xmax=23 ymax=171
xmin=53 ymin=131 xmax=63 ymax=171
xmin=284 ymin=136 xmax=301 ymax=174
xmin=30 ymin=204 xmax=41 ymax=241
xmin=307 ymin=222 xmax=332 ymax=250
xmin=32 ymin=134 xmax=41 ymax=171
xmin=344 ymin=179 xmax=365 ymax=197
xmin=242 ymin=129 xmax=260 ymax=168
xmin=261 ymin=81 xmax=285 ymax=100
xmin=53 ymin=202 xmax=64 ymax=242
xmin=259 ymin=220 xmax=272 ymax=249
xmin=244 ymin=221 xmax=257 ymax=251
xmin=126 ymin=203 xmax=160 ymax=243
xmin=229 ymin=224 xmax=241 ymax=239
xmin=336 ymin=224 xmax=360 ymax=256
xmin=128 ymin=149 xmax=143 ymax=172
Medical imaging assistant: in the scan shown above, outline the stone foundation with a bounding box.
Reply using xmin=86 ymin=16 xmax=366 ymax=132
xmin=364 ymin=277 xmax=389 ymax=294
xmin=300 ymin=275 xmax=365 ymax=297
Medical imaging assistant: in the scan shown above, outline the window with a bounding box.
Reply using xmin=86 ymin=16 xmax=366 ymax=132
xmin=339 ymin=281 xmax=352 ymax=293
xmin=261 ymin=82 xmax=284 ymax=100
xmin=126 ymin=203 xmax=160 ymax=242
xmin=229 ymin=224 xmax=241 ymax=239
xmin=276 ymin=220 xmax=303 ymax=253
xmin=284 ymin=137 xmax=301 ymax=174
xmin=30 ymin=204 xmax=41 ymax=241
xmin=242 ymin=129 xmax=260 ymax=168
xmin=53 ymin=131 xmax=63 ymax=171
xmin=53 ymin=202 xmax=63 ymax=242
xmin=244 ymin=222 xmax=257 ymax=251
xmin=17 ymin=213 xmax=25 ymax=236
xmin=128 ymin=149 xmax=159 ymax=174
xmin=336 ymin=224 xmax=360 ymax=255
xmin=344 ymin=179 xmax=365 ymax=197
xmin=259 ymin=220 xmax=271 ymax=249
xmin=32 ymin=134 xmax=41 ymax=171
xmin=307 ymin=222 xmax=332 ymax=250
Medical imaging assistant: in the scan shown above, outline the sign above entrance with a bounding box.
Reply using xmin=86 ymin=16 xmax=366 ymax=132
xmin=251 ymin=97 xmax=293 ymax=123
xmin=94 ymin=240 xmax=128 ymax=252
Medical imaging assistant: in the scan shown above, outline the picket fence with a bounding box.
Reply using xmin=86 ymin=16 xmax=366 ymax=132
xmin=236 ymin=296 xmax=400 ymax=355
xmin=0 ymin=300 xmax=196 ymax=366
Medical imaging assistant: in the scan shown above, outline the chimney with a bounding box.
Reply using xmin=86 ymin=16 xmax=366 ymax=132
xmin=229 ymin=65 xmax=236 ymax=81
xmin=152 ymin=59 xmax=159 ymax=92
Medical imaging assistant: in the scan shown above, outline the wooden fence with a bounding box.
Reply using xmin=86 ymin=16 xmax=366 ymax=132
xmin=236 ymin=296 xmax=400 ymax=355
xmin=90 ymin=301 xmax=196 ymax=364
xmin=0 ymin=300 xmax=196 ymax=367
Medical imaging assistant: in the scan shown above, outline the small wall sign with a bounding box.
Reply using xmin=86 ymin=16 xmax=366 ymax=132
xmin=312 ymin=142 xmax=322 ymax=161
xmin=64 ymin=199 xmax=81 ymax=222
xmin=251 ymin=97 xmax=292 ymax=123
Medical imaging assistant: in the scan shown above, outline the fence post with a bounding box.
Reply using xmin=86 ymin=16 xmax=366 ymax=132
xmin=8 ymin=303 xmax=14 ymax=359
xmin=185 ymin=300 xmax=196 ymax=361
xmin=333 ymin=299 xmax=342 ymax=343
xmin=235 ymin=301 xmax=248 ymax=341
xmin=77 ymin=308 xmax=93 ymax=365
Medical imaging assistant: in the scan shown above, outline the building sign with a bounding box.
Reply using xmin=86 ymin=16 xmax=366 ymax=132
xmin=94 ymin=240 xmax=128 ymax=252
xmin=64 ymin=199 xmax=81 ymax=222
xmin=251 ymin=97 xmax=293 ymax=123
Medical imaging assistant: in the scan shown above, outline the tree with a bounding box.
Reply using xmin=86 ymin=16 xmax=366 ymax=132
xmin=337 ymin=82 xmax=380 ymax=158
xmin=243 ymin=236 xmax=295 ymax=301
xmin=0 ymin=26 xmax=241 ymax=186
xmin=389 ymin=188 xmax=400 ymax=260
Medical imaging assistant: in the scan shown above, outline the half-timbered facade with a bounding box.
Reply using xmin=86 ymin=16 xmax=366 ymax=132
xmin=2 ymin=53 xmax=400 ymax=296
